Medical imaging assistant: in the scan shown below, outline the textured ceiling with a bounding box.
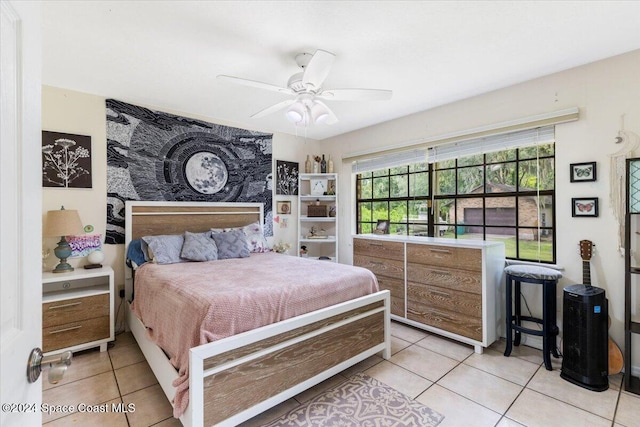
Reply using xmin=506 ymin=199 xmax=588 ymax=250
xmin=42 ymin=1 xmax=640 ymax=140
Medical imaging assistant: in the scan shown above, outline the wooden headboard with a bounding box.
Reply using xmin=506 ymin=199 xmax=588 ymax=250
xmin=124 ymin=201 xmax=264 ymax=300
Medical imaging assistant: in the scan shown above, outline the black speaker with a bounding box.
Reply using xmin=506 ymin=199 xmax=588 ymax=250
xmin=561 ymin=284 xmax=608 ymax=391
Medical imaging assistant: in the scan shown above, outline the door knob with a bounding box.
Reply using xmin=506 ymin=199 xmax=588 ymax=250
xmin=27 ymin=348 xmax=72 ymax=384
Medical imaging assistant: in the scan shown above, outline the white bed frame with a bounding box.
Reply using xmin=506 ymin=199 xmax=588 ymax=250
xmin=124 ymin=201 xmax=391 ymax=426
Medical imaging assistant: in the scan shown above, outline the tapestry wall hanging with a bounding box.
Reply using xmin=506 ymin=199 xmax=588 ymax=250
xmin=105 ymin=99 xmax=273 ymax=244
xmin=42 ymin=131 xmax=92 ymax=188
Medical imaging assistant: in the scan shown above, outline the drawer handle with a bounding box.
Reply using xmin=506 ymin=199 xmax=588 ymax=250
xmin=48 ymin=302 xmax=82 ymax=310
xmin=368 ymin=243 xmax=384 ymax=247
xmin=49 ymin=325 xmax=82 ymax=334
xmin=369 ymin=260 xmax=385 ymax=265
xmin=431 ymin=269 xmax=451 ymax=276
xmin=429 ymin=248 xmax=451 ymax=254
xmin=430 ymin=290 xmax=451 ymax=298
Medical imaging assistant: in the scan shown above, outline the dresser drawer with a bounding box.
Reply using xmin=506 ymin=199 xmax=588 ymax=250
xmin=407 ymin=281 xmax=481 ymax=318
xmin=407 ymin=299 xmax=482 ymax=341
xmin=406 ymin=243 xmax=481 ymax=271
xmin=406 ymin=263 xmax=482 ymax=294
xmin=354 ymin=238 xmax=404 ymax=261
xmin=377 ymin=276 xmax=405 ymax=317
xmin=354 ymin=255 xmax=404 ymax=280
xmin=43 ymin=293 xmax=109 ymax=328
xmin=43 ymin=316 xmax=110 ymax=352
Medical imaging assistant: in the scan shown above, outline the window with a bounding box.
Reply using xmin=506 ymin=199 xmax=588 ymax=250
xmin=355 ymin=143 xmax=556 ymax=263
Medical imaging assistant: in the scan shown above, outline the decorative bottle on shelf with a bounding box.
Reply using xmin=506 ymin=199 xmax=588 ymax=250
xmin=305 ymin=155 xmax=312 ymax=173
xmin=328 ymin=155 xmax=334 ymax=173
xmin=321 ymin=155 xmax=327 ymax=173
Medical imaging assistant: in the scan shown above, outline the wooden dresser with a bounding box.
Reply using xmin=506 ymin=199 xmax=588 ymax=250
xmin=353 ymin=235 xmax=504 ymax=353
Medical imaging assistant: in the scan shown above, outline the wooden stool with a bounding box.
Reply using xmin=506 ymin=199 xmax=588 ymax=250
xmin=504 ymin=264 xmax=563 ymax=370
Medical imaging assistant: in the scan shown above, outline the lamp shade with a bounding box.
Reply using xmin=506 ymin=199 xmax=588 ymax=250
xmin=44 ymin=207 xmax=83 ymax=237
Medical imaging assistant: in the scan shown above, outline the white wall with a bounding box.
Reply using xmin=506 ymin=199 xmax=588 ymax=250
xmin=324 ymin=49 xmax=640 ymax=368
xmin=41 ymin=86 xmax=320 ymax=313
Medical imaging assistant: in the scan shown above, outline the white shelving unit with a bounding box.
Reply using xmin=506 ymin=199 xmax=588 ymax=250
xmin=298 ymin=173 xmax=338 ymax=262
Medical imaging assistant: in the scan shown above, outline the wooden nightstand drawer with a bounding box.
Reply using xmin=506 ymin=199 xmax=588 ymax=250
xmin=43 ymin=316 xmax=110 ymax=352
xmin=43 ymin=293 xmax=109 ymax=328
xmin=354 ymin=255 xmax=404 ymax=280
xmin=407 ymin=281 xmax=481 ymax=318
xmin=407 ymin=243 xmax=481 ymax=271
xmin=354 ymin=238 xmax=404 ymax=261
xmin=406 ymin=262 xmax=482 ymax=294
xmin=407 ymin=299 xmax=482 ymax=341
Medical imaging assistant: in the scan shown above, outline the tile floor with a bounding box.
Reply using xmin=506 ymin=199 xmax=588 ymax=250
xmin=42 ymin=322 xmax=640 ymax=427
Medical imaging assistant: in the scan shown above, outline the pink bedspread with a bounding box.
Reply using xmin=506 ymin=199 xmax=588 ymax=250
xmin=130 ymin=252 xmax=378 ymax=418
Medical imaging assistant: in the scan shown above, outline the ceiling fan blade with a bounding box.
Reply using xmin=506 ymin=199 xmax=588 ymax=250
xmin=217 ymin=75 xmax=292 ymax=94
xmin=302 ymin=49 xmax=335 ymax=90
xmin=318 ymin=88 xmax=393 ymax=101
xmin=250 ymin=99 xmax=296 ymax=119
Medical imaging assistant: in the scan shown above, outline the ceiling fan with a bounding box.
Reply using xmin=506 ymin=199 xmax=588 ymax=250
xmin=217 ymin=49 xmax=392 ymax=126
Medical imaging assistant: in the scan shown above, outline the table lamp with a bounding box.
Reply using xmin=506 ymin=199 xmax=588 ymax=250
xmin=44 ymin=206 xmax=83 ymax=273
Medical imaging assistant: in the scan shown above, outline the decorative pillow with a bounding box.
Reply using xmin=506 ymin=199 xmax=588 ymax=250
xmin=211 ymin=221 xmax=269 ymax=253
xmin=181 ymin=231 xmax=218 ymax=262
xmin=142 ymin=234 xmax=186 ymax=265
xmin=240 ymin=222 xmax=270 ymax=253
xmin=211 ymin=229 xmax=250 ymax=260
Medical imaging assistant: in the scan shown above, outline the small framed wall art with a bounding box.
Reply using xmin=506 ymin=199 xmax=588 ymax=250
xmin=570 ymin=161 xmax=596 ymax=182
xmin=310 ymin=179 xmax=328 ymax=196
xmin=572 ymin=197 xmax=598 ymax=217
xmin=276 ymin=201 xmax=291 ymax=215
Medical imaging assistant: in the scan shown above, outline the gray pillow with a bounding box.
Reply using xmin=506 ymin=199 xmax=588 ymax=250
xmin=211 ymin=229 xmax=250 ymax=260
xmin=181 ymin=231 xmax=218 ymax=262
xmin=142 ymin=234 xmax=185 ymax=265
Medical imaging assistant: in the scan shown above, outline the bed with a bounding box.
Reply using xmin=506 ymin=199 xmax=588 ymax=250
xmin=124 ymin=201 xmax=391 ymax=427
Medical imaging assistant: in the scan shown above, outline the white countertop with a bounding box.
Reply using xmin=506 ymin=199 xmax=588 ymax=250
xmin=353 ymin=233 xmax=505 ymax=249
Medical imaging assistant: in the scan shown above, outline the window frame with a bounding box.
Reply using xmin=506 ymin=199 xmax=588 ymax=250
xmin=355 ymin=145 xmax=556 ymax=263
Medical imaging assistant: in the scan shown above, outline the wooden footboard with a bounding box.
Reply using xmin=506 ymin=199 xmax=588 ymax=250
xmin=191 ymin=291 xmax=390 ymax=426
xmin=129 ymin=290 xmax=390 ymax=427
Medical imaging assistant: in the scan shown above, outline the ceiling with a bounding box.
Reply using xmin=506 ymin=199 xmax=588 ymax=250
xmin=42 ymin=1 xmax=640 ymax=141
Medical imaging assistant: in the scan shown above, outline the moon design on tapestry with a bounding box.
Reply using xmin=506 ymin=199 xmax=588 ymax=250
xmin=185 ymin=152 xmax=228 ymax=194
xmin=105 ymin=99 xmax=273 ymax=244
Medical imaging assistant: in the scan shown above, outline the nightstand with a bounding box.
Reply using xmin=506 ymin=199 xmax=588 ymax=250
xmin=42 ymin=266 xmax=114 ymax=355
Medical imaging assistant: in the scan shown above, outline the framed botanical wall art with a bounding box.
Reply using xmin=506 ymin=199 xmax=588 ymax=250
xmin=570 ymin=161 xmax=596 ymax=182
xmin=275 ymin=160 xmax=299 ymax=195
xmin=42 ymin=131 xmax=92 ymax=188
xmin=572 ymin=197 xmax=598 ymax=217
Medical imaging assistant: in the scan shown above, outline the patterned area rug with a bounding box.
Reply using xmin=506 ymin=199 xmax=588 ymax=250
xmin=264 ymin=373 xmax=444 ymax=427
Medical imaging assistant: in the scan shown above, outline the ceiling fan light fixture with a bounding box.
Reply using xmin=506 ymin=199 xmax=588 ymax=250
xmin=310 ymin=102 xmax=329 ymax=124
xmin=286 ymin=102 xmax=306 ymax=123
